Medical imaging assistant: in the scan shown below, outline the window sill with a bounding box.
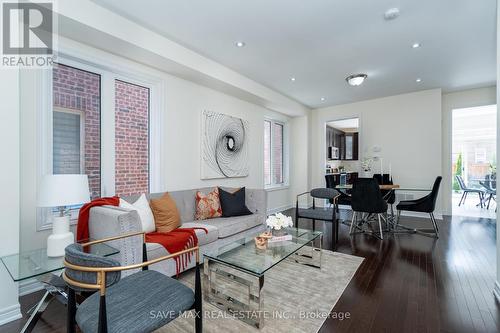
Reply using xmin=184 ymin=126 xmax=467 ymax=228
xmin=265 ymin=184 xmax=290 ymax=192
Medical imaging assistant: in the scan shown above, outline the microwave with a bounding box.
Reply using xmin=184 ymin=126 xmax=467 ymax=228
xmin=328 ymin=146 xmax=340 ymax=159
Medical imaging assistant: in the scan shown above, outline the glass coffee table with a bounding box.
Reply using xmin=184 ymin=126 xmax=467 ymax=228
xmin=203 ymin=227 xmax=323 ymax=329
xmin=1 ymin=242 xmax=119 ymax=333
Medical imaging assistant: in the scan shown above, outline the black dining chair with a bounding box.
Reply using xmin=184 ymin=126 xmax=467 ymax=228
xmin=456 ymin=175 xmax=484 ymax=208
xmin=325 ymin=174 xmax=352 ymax=211
xmin=396 ymin=176 xmax=442 ymax=238
xmin=479 ymin=179 xmax=496 ymax=209
xmin=349 ymin=178 xmax=388 ymax=240
xmin=373 ymin=174 xmax=396 ymax=216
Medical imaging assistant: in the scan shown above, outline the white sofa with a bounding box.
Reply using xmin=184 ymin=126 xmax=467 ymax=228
xmin=88 ymin=187 xmax=267 ymax=277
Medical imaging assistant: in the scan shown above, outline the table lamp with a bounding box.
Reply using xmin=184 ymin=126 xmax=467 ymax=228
xmin=37 ymin=174 xmax=90 ymax=257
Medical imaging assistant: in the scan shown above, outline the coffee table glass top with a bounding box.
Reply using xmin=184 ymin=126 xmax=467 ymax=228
xmin=1 ymin=242 xmax=119 ymax=282
xmin=204 ymin=227 xmax=322 ymax=277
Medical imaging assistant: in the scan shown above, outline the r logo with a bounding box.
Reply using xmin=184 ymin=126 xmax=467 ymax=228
xmin=2 ymin=2 xmax=52 ymax=55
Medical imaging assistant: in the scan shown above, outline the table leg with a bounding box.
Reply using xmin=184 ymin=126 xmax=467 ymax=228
xmin=20 ymin=290 xmax=54 ymax=333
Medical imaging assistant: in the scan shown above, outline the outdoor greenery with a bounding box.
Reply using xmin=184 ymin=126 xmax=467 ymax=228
xmin=453 ymin=153 xmax=463 ymax=191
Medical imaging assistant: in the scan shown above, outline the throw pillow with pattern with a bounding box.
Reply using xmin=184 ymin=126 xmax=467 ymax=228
xmin=195 ymin=188 xmax=222 ymax=220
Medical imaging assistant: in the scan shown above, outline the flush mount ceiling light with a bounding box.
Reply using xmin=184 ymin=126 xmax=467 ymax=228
xmin=412 ymin=42 xmax=421 ymax=48
xmin=346 ymin=74 xmax=368 ymax=86
xmin=235 ymin=41 xmax=246 ymax=47
xmin=384 ymin=8 xmax=400 ymax=21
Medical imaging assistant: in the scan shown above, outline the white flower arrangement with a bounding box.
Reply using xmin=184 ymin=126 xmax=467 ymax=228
xmin=361 ymin=157 xmax=373 ymax=172
xmin=266 ymin=213 xmax=293 ymax=230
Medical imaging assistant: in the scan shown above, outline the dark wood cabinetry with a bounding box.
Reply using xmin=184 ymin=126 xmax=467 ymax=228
xmin=326 ymin=125 xmax=358 ymax=160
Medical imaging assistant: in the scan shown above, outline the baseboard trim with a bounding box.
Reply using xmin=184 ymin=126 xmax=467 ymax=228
xmin=19 ymin=278 xmax=45 ymax=296
xmin=494 ymin=281 xmax=500 ymax=304
xmin=267 ymin=204 xmax=294 ymax=215
xmin=0 ymin=303 xmax=22 ymax=326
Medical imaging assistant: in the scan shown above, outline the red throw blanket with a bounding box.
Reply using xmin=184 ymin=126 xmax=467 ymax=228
xmin=77 ymin=196 xmax=120 ymax=241
xmin=76 ymin=197 xmax=207 ymax=276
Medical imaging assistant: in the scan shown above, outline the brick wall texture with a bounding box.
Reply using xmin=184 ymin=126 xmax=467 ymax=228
xmin=53 ymin=63 xmax=101 ymax=198
xmin=114 ymin=80 xmax=150 ymax=196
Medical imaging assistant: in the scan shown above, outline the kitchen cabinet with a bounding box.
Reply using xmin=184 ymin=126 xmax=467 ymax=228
xmin=326 ymin=126 xmax=358 ymax=160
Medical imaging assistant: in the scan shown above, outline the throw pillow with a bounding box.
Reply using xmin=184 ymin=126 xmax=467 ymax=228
xmin=195 ymin=188 xmax=222 ymax=220
xmin=119 ymin=194 xmax=155 ymax=233
xmin=149 ymin=193 xmax=181 ymax=233
xmin=218 ymin=187 xmax=253 ymax=217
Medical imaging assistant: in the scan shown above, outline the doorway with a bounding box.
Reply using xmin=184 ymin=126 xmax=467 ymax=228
xmin=451 ymin=105 xmax=496 ymax=219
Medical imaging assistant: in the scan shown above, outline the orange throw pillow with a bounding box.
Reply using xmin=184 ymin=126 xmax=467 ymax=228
xmin=149 ymin=193 xmax=180 ymax=233
xmin=195 ymin=188 xmax=222 ymax=220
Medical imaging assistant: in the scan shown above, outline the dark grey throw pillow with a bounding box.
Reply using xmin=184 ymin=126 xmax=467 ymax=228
xmin=218 ymin=187 xmax=253 ymax=217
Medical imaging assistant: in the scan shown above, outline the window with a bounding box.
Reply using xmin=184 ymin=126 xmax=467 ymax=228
xmin=38 ymin=54 xmax=164 ymax=230
xmin=264 ymin=119 xmax=286 ymax=187
xmin=52 ymin=64 xmax=101 ymax=198
xmin=475 ymin=148 xmax=487 ymax=163
xmin=115 ymin=80 xmax=150 ymax=196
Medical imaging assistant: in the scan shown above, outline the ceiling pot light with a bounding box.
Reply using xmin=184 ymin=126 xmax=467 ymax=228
xmin=290 ymin=77 xmax=296 ymax=82
xmin=320 ymin=97 xmax=326 ymax=101
xmin=235 ymin=41 xmax=246 ymax=47
xmin=346 ymin=74 xmax=368 ymax=86
xmin=416 ymin=78 xmax=422 ymax=83
xmin=412 ymin=42 xmax=421 ymax=48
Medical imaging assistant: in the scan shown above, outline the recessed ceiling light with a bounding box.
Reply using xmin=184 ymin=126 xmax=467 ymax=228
xmin=416 ymin=78 xmax=422 ymax=83
xmin=235 ymin=41 xmax=246 ymax=47
xmin=412 ymin=42 xmax=421 ymax=49
xmin=290 ymin=77 xmax=296 ymax=82
xmin=346 ymin=74 xmax=368 ymax=86
xmin=320 ymin=97 xmax=326 ymax=101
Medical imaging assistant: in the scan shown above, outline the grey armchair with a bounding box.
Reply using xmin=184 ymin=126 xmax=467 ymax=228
xmin=63 ymin=232 xmax=202 ymax=333
xmin=295 ymin=188 xmax=340 ymax=249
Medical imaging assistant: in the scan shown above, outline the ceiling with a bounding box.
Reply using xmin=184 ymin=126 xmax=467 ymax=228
xmin=91 ymin=0 xmax=497 ymax=109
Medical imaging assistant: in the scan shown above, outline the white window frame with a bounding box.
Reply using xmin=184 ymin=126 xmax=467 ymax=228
xmin=264 ymin=118 xmax=289 ymax=190
xmin=37 ymin=42 xmax=165 ymax=231
xmin=475 ymin=147 xmax=487 ymax=164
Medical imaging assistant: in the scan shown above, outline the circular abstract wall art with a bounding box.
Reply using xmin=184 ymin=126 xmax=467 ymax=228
xmin=201 ymin=110 xmax=249 ymax=179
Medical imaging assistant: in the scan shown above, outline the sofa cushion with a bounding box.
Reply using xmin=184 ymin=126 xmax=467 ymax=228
xmin=200 ymin=214 xmax=264 ymax=238
xmin=149 ymin=193 xmax=180 ymax=233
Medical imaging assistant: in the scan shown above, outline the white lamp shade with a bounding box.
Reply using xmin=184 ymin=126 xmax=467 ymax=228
xmin=37 ymin=174 xmax=91 ymax=207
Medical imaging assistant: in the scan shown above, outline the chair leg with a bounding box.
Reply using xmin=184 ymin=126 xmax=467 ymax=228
xmin=312 ymin=219 xmax=316 ymax=231
xmin=487 ymin=194 xmax=493 ymax=209
xmin=377 ymin=214 xmax=383 ymax=240
xmin=429 ymin=213 xmax=439 ymax=238
xmin=98 ymin=295 xmax=107 ymax=333
xmin=335 ymin=218 xmax=339 ymax=244
xmin=463 ymin=192 xmax=468 ymax=205
xmin=67 ymin=288 xmax=76 ymax=333
xmin=458 ymin=192 xmax=465 ymax=206
xmin=478 ymin=192 xmax=483 ymax=208
xmin=295 ymin=210 xmax=299 ymax=228
xmin=349 ymin=211 xmax=357 ymax=234
xmin=396 ymin=210 xmax=401 ymax=227
xmin=194 ymin=263 xmax=202 ymax=333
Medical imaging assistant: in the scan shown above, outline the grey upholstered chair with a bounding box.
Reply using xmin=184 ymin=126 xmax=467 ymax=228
xmin=63 ymin=232 xmax=202 ymax=333
xmin=295 ymin=188 xmax=340 ymax=249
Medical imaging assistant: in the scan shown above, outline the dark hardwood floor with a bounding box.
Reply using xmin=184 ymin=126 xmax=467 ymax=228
xmin=1 ymin=210 xmax=498 ymax=333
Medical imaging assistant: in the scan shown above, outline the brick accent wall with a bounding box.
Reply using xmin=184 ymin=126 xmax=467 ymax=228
xmin=114 ymin=80 xmax=150 ymax=196
xmin=53 ymin=63 xmax=101 ymax=198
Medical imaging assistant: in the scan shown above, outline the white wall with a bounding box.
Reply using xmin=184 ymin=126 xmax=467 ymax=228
xmin=0 ymin=69 xmax=22 ymax=324
xmin=19 ymin=39 xmax=294 ymax=252
xmin=310 ymin=89 xmax=443 ymax=213
xmin=494 ymin=0 xmax=500 ymax=304
xmin=442 ymin=86 xmax=497 ymax=214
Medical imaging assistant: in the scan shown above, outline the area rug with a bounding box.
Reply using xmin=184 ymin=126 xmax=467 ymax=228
xmin=156 ymin=250 xmax=363 ymax=333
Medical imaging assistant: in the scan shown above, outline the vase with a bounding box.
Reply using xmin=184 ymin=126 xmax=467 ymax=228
xmin=272 ymin=229 xmax=286 ymax=237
